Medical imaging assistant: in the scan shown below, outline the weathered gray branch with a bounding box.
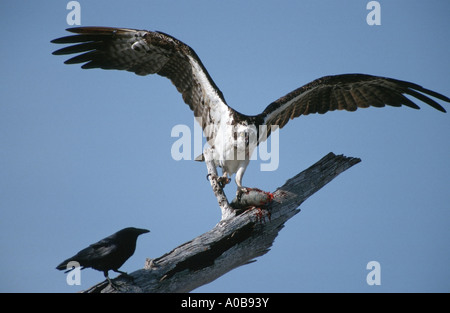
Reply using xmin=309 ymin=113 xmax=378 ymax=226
xmin=82 ymin=152 xmax=360 ymax=293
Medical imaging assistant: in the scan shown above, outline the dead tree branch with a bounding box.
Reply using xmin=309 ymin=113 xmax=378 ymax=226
xmin=82 ymin=152 xmax=360 ymax=293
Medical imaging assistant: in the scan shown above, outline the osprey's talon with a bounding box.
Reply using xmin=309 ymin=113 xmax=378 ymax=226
xmin=217 ymin=176 xmax=231 ymax=188
xmin=236 ymin=187 xmax=249 ymax=202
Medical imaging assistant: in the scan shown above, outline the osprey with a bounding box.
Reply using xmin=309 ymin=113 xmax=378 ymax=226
xmin=52 ymin=27 xmax=449 ymax=196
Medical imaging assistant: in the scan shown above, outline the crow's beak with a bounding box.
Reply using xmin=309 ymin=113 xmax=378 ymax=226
xmin=138 ymin=228 xmax=150 ymax=235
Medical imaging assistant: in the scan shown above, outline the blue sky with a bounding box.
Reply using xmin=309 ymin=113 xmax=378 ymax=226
xmin=0 ymin=1 xmax=449 ymax=293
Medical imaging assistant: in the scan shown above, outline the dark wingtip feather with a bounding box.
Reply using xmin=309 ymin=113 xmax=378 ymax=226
xmin=52 ymin=42 xmax=103 ymax=55
xmin=389 ymin=78 xmax=448 ymax=113
xmin=51 ymin=36 xmax=76 ymax=44
xmin=81 ymin=61 xmax=102 ymax=69
xmin=433 ymin=104 xmax=446 ymax=113
xmin=65 ymin=26 xmax=101 ymax=34
xmin=51 ymin=34 xmax=111 ymax=45
xmin=63 ymin=51 xmax=97 ymax=65
xmin=66 ymin=27 xmax=85 ymax=33
xmin=406 ymin=88 xmax=447 ymax=113
xmin=65 ymin=26 xmax=122 ymax=35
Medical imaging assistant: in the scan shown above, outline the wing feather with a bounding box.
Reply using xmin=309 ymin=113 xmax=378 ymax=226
xmin=258 ymin=74 xmax=448 ymax=134
xmin=52 ymin=27 xmax=235 ymax=139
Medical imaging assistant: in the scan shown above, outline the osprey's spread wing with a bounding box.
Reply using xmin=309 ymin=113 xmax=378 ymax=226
xmin=52 ymin=26 xmax=236 ymax=141
xmin=52 ymin=26 xmax=448 ymax=191
xmin=52 ymin=28 xmax=448 ymax=140
xmin=257 ymin=74 xmax=448 ymax=137
xmin=52 ymin=26 xmax=449 ymax=166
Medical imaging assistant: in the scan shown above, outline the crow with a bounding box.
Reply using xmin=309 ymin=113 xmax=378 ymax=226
xmin=56 ymin=227 xmax=150 ymax=287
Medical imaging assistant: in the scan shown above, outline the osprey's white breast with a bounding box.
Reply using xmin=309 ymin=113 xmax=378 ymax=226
xmin=211 ymin=120 xmax=258 ymax=176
